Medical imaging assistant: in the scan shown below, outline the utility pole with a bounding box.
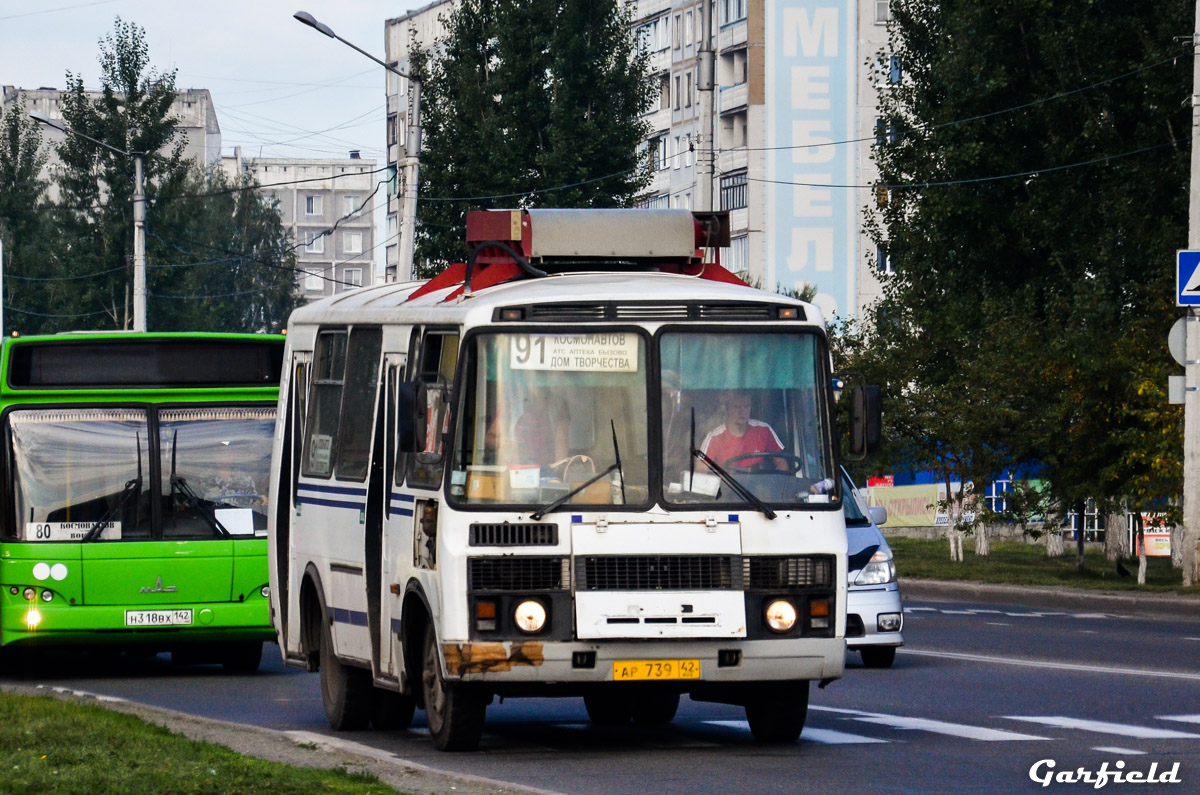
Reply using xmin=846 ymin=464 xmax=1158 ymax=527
xmin=1184 ymin=0 xmax=1200 ymax=586
xmin=695 ymin=0 xmax=715 ymax=213
xmin=133 ymin=154 xmax=146 ymax=332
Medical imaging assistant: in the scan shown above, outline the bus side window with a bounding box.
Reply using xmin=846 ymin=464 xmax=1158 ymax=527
xmin=334 ymin=327 xmax=383 ymax=481
xmin=291 ymin=360 xmax=308 ymax=506
xmin=302 ymin=330 xmax=347 ymax=478
xmin=390 ymin=362 xmax=408 ymax=486
xmin=407 ymin=330 xmax=459 ymax=488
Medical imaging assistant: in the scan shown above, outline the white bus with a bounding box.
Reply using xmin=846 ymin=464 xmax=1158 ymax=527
xmin=266 ymin=209 xmax=880 ymax=751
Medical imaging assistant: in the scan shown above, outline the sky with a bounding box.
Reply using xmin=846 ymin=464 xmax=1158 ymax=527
xmin=1 ymin=0 xmax=431 ymax=162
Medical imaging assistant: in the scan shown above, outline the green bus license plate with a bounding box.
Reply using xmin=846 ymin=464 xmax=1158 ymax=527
xmin=125 ymin=609 xmax=193 ymax=627
xmin=613 ymin=659 xmax=701 ymax=681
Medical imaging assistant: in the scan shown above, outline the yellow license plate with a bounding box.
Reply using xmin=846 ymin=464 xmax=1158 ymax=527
xmin=613 ymin=659 xmax=701 ymax=681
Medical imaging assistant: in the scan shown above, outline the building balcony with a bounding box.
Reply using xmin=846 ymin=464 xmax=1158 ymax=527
xmin=643 ymin=107 xmax=671 ymax=133
xmin=719 ymin=82 xmax=747 ymax=113
xmin=627 ymin=0 xmax=671 ymax=23
xmin=718 ymin=147 xmax=749 ymax=175
xmin=718 ymin=20 xmax=747 ymax=51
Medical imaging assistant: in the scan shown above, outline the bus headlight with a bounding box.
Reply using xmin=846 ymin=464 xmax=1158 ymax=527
xmin=855 ymin=550 xmax=897 ymax=585
xmin=764 ymin=599 xmax=798 ymax=632
xmin=513 ymin=600 xmax=547 ymax=633
xmin=41 ymin=589 xmax=53 ymax=602
xmin=260 ymin=586 xmax=270 ymax=599
xmin=26 ymin=608 xmax=42 ymax=629
xmin=23 ymin=587 xmax=36 ymax=601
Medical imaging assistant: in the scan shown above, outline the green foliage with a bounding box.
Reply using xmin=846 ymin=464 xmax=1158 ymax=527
xmin=0 ymin=693 xmax=393 ymax=793
xmin=0 ymin=96 xmax=50 ymax=326
xmin=857 ymin=1 xmax=1190 ymax=523
xmin=410 ymin=0 xmax=655 ymax=274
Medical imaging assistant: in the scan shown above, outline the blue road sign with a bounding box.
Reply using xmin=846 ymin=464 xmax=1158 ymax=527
xmin=1179 ymin=250 xmax=1200 ymax=306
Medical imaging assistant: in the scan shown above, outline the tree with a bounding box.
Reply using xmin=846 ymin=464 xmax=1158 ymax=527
xmin=409 ymin=0 xmax=655 ymax=274
xmin=861 ymin=1 xmax=1191 ymax=567
xmin=0 ymin=96 xmax=52 ymax=328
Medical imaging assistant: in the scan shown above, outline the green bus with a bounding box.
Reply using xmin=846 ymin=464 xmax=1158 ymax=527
xmin=0 ymin=332 xmax=284 ymax=671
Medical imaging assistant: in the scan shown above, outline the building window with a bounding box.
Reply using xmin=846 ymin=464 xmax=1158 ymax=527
xmin=875 ymin=1 xmax=891 ymax=23
xmin=673 ymin=136 xmax=682 ymax=169
xmin=720 ymin=170 xmax=747 ymax=210
xmin=655 ymin=136 xmax=668 ymax=171
xmin=639 ymin=193 xmax=669 ymax=210
xmin=685 ymin=136 xmax=693 ymax=168
xmin=721 ymin=0 xmax=747 ymax=25
xmin=674 ymin=75 xmax=681 ymax=110
xmin=304 ymin=231 xmax=325 ymax=254
xmin=673 ymin=13 xmax=682 ymax=48
xmin=685 ymin=10 xmax=693 ymax=47
xmin=876 ymin=243 xmax=892 ymax=274
xmin=343 ymin=268 xmax=363 ymax=288
xmin=721 ymin=235 xmax=748 ymax=275
xmin=344 ymin=195 xmax=360 ymax=216
xmin=304 ymin=268 xmax=324 ymax=291
xmin=305 ymin=195 xmax=322 ymax=216
xmin=388 ymin=113 xmax=398 ymax=146
xmin=984 ymin=477 xmax=1011 ymax=515
xmin=343 ymin=231 xmax=363 ymax=255
xmin=685 ymin=71 xmax=693 ymax=107
xmin=889 ymin=55 xmax=903 ymax=85
xmin=659 ymin=73 xmax=670 ymax=110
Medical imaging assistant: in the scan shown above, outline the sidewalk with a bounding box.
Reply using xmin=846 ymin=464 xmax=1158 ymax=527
xmin=901 ymin=578 xmax=1200 ymax=622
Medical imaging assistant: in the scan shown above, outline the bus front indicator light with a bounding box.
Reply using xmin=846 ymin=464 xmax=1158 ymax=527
xmin=809 ymin=598 xmax=830 ymax=630
xmin=764 ymin=599 xmax=797 ymax=633
xmin=514 ymin=600 xmax=547 ymax=634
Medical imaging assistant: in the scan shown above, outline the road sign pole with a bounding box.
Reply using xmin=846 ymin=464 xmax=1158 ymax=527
xmin=1184 ymin=0 xmax=1200 ymax=585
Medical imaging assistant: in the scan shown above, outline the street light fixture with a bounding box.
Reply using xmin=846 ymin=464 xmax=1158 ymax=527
xmin=29 ymin=110 xmax=147 ymax=332
xmin=294 ymin=10 xmax=423 ymax=282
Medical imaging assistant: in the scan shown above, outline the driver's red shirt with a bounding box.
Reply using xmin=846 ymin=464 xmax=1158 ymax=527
xmin=700 ymin=421 xmax=784 ymax=467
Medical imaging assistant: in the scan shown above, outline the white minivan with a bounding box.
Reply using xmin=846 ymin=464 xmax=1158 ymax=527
xmin=843 ymin=471 xmax=904 ymax=668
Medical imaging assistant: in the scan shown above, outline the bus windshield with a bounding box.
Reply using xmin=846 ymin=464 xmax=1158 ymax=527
xmin=450 ymin=331 xmax=650 ymax=508
xmin=660 ymin=330 xmax=836 ymax=509
xmin=7 ymin=406 xmax=274 ymax=541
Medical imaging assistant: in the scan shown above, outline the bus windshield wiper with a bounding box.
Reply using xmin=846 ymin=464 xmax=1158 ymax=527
xmin=690 ymin=447 xmax=777 ymax=520
xmin=531 ymin=420 xmax=625 ymax=520
xmin=168 ymin=429 xmax=230 ymax=538
xmin=83 ymin=433 xmax=142 ymax=542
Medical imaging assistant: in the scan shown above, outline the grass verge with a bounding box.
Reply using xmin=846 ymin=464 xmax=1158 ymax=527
xmin=889 ymin=536 xmax=1200 ymax=595
xmin=0 ymin=692 xmax=396 ymax=794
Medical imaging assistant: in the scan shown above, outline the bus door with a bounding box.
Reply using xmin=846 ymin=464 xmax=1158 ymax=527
xmin=378 ymin=353 xmax=408 ymax=677
xmin=277 ymin=351 xmax=310 ymax=654
xmin=297 ymin=326 xmax=382 ymax=664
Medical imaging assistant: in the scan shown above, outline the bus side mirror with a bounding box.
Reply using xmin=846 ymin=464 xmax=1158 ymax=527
xmin=847 ymin=385 xmax=881 ymax=459
xmin=397 ymin=382 xmax=418 ymax=453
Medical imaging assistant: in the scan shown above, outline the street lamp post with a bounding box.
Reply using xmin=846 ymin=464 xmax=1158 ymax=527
xmin=30 ymin=110 xmax=147 ymax=332
xmin=294 ymin=11 xmax=423 ymax=282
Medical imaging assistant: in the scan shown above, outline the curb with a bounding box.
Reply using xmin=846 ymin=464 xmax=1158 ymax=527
xmin=900 ymin=578 xmax=1200 ymax=622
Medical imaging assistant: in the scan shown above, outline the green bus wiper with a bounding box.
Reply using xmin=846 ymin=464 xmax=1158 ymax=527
xmin=82 ymin=433 xmax=142 ymax=542
xmin=168 ymin=429 xmax=230 ymax=539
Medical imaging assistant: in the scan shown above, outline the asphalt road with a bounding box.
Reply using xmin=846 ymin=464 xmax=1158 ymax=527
xmin=4 ymin=587 xmax=1199 ymax=794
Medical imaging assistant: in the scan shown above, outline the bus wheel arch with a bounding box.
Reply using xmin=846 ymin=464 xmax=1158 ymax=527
xmin=298 ymin=564 xmax=325 ymax=672
xmin=400 ymin=583 xmax=432 ymax=708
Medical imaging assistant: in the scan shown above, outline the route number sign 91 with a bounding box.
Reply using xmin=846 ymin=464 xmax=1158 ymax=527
xmin=510 ymin=333 xmax=638 ymax=372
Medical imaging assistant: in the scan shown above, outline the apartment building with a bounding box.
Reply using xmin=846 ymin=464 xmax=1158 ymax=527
xmin=221 ymin=148 xmax=380 ymax=301
xmin=1 ymin=85 xmax=223 ymax=175
xmin=382 ymin=0 xmax=889 ymax=317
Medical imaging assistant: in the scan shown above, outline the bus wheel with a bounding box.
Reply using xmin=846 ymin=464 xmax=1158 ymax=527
xmin=745 ymin=682 xmax=808 ymax=743
xmin=583 ymin=693 xmax=632 ymax=726
xmin=320 ymin=612 xmax=372 ymax=730
xmin=221 ymin=642 xmax=263 ymax=674
xmin=372 ymin=688 xmax=417 ymax=730
xmin=631 ymin=691 xmax=680 ymax=726
xmin=421 ymin=624 xmax=486 ymax=751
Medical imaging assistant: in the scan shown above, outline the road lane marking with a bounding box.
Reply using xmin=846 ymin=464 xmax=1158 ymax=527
xmin=901 ymin=648 xmax=1200 ymax=681
xmin=1092 ymin=747 xmax=1146 ymax=755
xmin=811 ymin=706 xmax=1048 ymax=741
xmin=986 ymin=622 xmax=1012 ymax=626
xmin=1003 ymin=716 xmax=1200 ymax=739
xmin=1159 ymin=715 xmax=1200 ymax=724
xmin=703 ymin=720 xmax=889 ymax=744
xmin=904 ymin=607 xmax=937 ymax=612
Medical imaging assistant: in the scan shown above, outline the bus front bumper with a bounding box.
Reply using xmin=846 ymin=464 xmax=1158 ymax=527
xmin=0 ymin=599 xmax=274 ymax=647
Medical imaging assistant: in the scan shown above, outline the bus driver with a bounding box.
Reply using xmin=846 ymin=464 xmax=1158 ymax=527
xmin=700 ymin=392 xmax=788 ymax=471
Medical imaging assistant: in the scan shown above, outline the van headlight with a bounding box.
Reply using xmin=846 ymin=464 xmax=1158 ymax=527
xmin=855 ymin=550 xmax=897 ymax=585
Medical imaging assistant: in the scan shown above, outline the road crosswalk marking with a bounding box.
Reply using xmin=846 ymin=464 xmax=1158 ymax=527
xmin=901 ymin=648 xmax=1200 ymax=681
xmin=1157 ymin=715 xmax=1200 ymax=725
xmin=703 ymin=720 xmax=889 ymax=744
xmin=1003 ymin=716 xmax=1200 ymax=739
xmin=812 ymin=706 xmax=1048 ymax=741
xmin=1092 ymin=747 xmax=1147 ymax=755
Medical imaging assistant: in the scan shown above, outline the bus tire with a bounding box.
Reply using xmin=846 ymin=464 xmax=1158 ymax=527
xmin=372 ymin=688 xmax=417 ymax=730
xmin=320 ymin=612 xmax=372 ymax=730
xmin=422 ymin=624 xmax=486 ymax=751
xmin=221 ymin=641 xmax=263 ymax=674
xmin=583 ymin=693 xmax=632 ymax=726
xmin=631 ymin=691 xmax=680 ymax=726
xmin=745 ymin=682 xmax=808 ymax=743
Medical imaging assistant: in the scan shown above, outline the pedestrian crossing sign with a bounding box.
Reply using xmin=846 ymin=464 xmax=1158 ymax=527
xmin=1179 ymin=250 xmax=1200 ymax=306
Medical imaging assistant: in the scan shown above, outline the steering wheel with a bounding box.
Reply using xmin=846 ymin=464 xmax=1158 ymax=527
xmin=723 ymin=452 xmax=805 ymax=474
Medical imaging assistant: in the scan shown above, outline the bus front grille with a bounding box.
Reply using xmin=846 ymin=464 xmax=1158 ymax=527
xmin=468 ymin=557 xmax=568 ymax=591
xmin=577 ymin=555 xmax=740 ymax=591
xmin=469 ymin=522 xmax=558 ymax=546
xmin=744 ymin=555 xmax=835 ymax=588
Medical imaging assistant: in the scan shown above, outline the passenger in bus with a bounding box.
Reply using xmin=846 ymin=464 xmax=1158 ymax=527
xmin=512 ymin=387 xmax=571 ymax=469
xmin=700 ymin=392 xmax=787 ymax=471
